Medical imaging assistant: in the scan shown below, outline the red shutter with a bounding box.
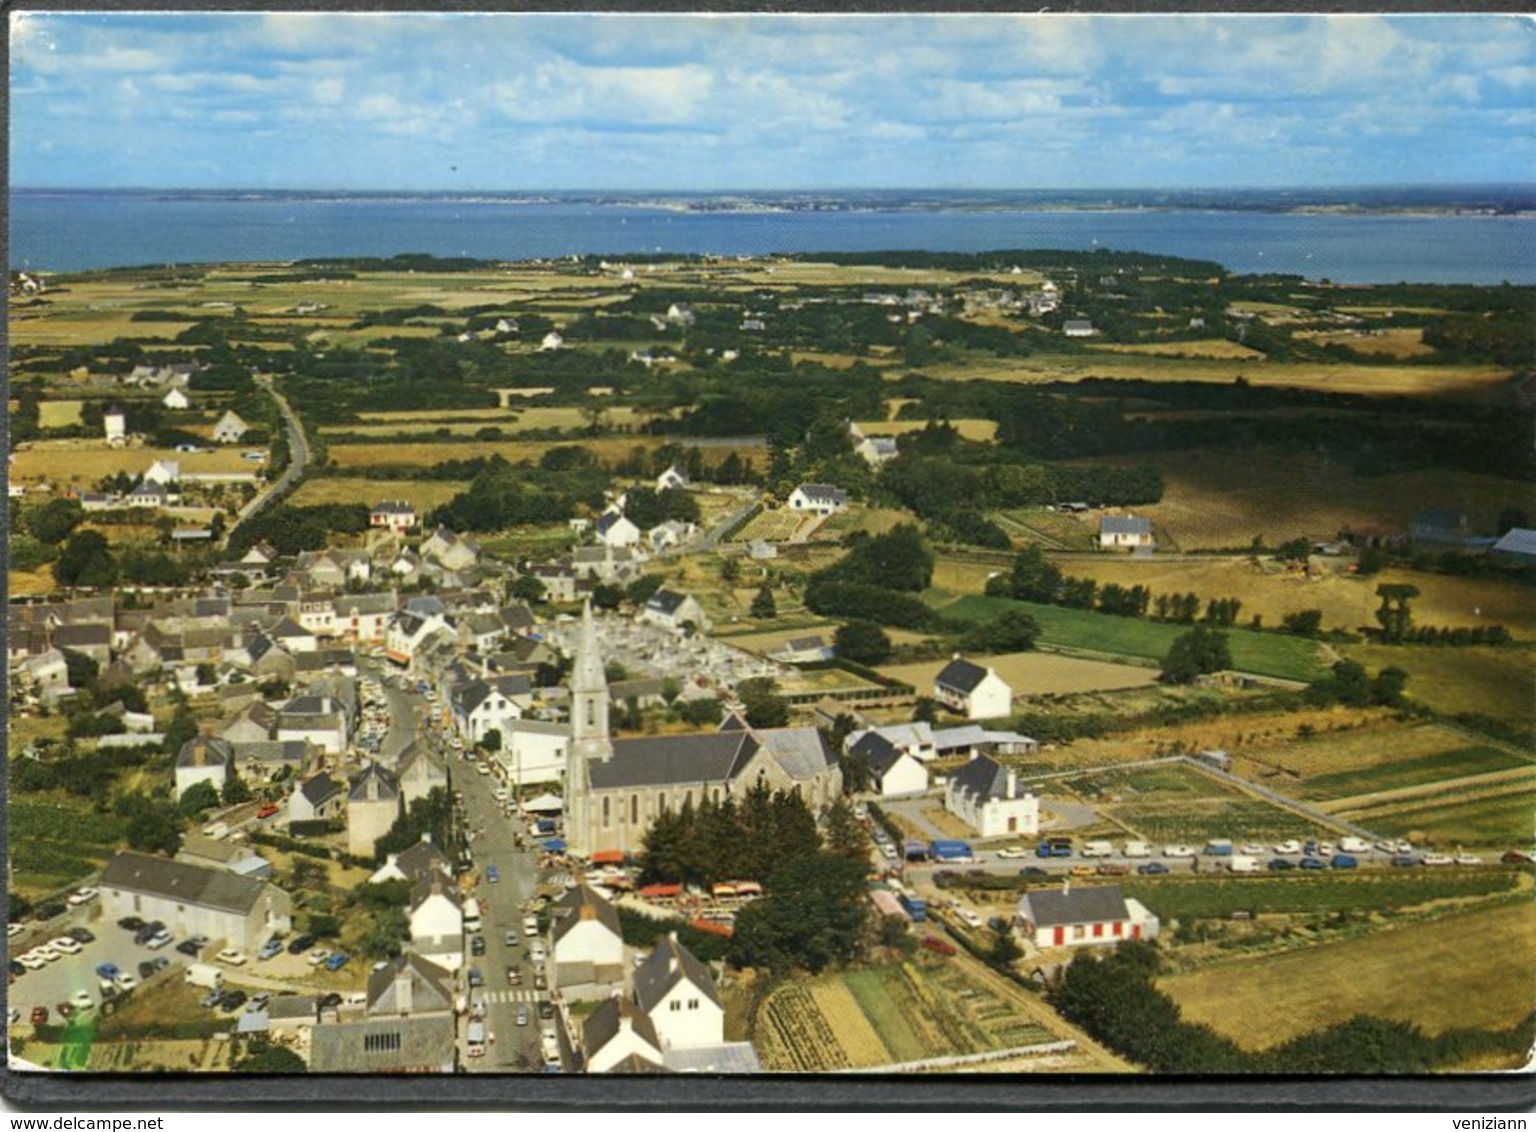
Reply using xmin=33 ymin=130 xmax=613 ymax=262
xmin=1113 ymin=921 xmax=1123 ymax=937
xmin=1093 ymin=923 xmax=1103 ymax=938
xmin=1053 ymin=926 xmax=1064 ymax=946
xmin=1131 ymin=924 xmax=1140 ymax=939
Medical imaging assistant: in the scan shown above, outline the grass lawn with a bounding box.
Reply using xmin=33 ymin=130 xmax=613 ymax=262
xmin=11 ymin=441 xmax=259 ymax=488
xmin=942 ymin=594 xmax=1325 ymax=682
xmin=1122 ymin=868 xmax=1521 ymax=920
xmin=10 ymin=793 xmax=131 ymax=898
xmin=1160 ymin=898 xmax=1536 ymax=1050
xmin=1088 ymin=339 xmax=1266 ymax=361
xmin=1295 ymin=746 xmax=1535 ymax=802
xmin=38 ymin=400 xmax=85 ymax=428
xmin=1336 ymin=643 xmax=1535 ymax=727
xmin=881 ymin=651 xmax=1157 ymax=698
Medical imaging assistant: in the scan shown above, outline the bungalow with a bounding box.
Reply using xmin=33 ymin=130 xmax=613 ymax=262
xmin=1063 ymin=318 xmax=1097 ymax=338
xmin=933 ymin=657 xmax=1014 ymax=720
xmin=1099 ymin=515 xmax=1154 ymax=550
xmin=125 ymin=481 xmax=171 ymax=509
xmin=633 ymin=935 xmax=724 ymax=1051
xmin=549 ymin=884 xmax=626 ymax=1000
xmin=945 ymin=754 xmax=1039 ymax=838
xmin=175 ymin=733 xmax=232 ymax=799
xmin=787 ymin=484 xmax=849 ymax=515
xmin=853 ymin=434 xmax=900 ymax=468
xmin=851 ymin=731 xmax=929 ymax=798
xmin=289 ymin=774 xmax=346 ymax=826
xmin=99 ymin=851 xmax=291 ymax=952
xmin=212 ymin=410 xmax=249 ymax=444
xmin=639 ymin=588 xmax=711 ymax=633
xmin=1015 ymin=884 xmax=1160 ymax=950
xmin=595 ymin=511 xmax=643 ymax=550
xmin=370 ymin=500 xmax=418 ymax=534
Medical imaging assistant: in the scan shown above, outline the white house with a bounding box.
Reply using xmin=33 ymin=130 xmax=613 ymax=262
xmin=632 ymin=935 xmax=723 ymax=1051
xmin=1098 ymin=515 xmax=1154 ymax=550
xmin=143 ymin=459 xmax=180 ymax=486
xmin=548 ymin=884 xmax=626 ymax=1000
xmin=646 ymin=520 xmax=697 ymax=553
xmin=787 ymin=484 xmax=849 ymax=514
xmin=407 ymin=880 xmax=464 ymax=973
xmin=1015 ymin=884 xmax=1160 ymax=950
xmin=275 ymin=694 xmax=350 ymax=755
xmin=175 ymin=734 xmax=232 ymax=799
xmin=449 ymin=677 xmax=526 ymax=745
xmin=370 ymin=500 xmax=418 ymax=534
xmin=933 ymin=657 xmax=1014 ymax=720
xmin=370 ymin=835 xmax=453 ymax=887
xmin=421 ymin=527 xmax=481 ymax=572
xmin=849 ymin=732 xmax=928 ymax=798
xmin=496 ymin=721 xmax=570 ymax=787
xmin=212 ymin=410 xmax=249 ymax=444
xmin=594 ymin=511 xmax=643 ymax=550
xmin=99 ymin=852 xmax=291 ymax=952
xmin=539 ymin=331 xmax=564 ymax=351
xmin=854 ymin=435 xmax=899 ymax=468
xmin=945 ymin=754 xmax=1038 ymax=838
xmin=161 ymin=387 xmax=190 ymax=411
xmin=1063 ymin=319 xmax=1097 ymax=338
xmin=582 ymin=998 xmax=665 ymax=1074
xmin=386 ymin=609 xmax=454 ymax=666
xmin=638 ymin=588 xmax=711 ymax=633
xmin=289 ymin=775 xmax=345 ymax=825
xmin=655 ymin=464 xmax=690 ymax=492
xmin=104 ymin=405 xmax=127 ymax=446
xmin=348 ymin=765 xmax=402 ymax=859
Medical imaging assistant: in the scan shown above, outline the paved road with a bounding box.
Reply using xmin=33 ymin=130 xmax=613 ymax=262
xmin=233 ymin=374 xmax=310 ymax=527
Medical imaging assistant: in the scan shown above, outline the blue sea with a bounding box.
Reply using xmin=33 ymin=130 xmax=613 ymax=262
xmin=10 ymin=190 xmax=1535 ymax=284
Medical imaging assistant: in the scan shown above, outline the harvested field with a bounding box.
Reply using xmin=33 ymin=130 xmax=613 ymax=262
xmin=38 ymin=400 xmax=84 ymax=428
xmin=1089 ymin=339 xmax=1265 ymax=361
xmin=327 ymin=436 xmax=765 ymax=471
xmin=881 ymin=651 xmax=1157 ymax=699
xmin=1295 ymin=328 xmax=1435 ymax=358
xmin=327 ymin=405 xmax=651 ymax=436
xmin=10 ymin=441 xmax=259 ymax=486
xmin=1161 ymin=899 xmax=1536 ymax=1050
xmin=288 ymin=477 xmax=470 ymax=513
xmin=8 ymin=567 xmax=57 ymax=597
xmin=851 ymin=418 xmax=999 ymax=442
xmin=1078 ymin=446 xmax=1531 ymax=551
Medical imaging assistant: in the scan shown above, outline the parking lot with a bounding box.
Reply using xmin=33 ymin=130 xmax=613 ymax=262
xmin=9 ymin=912 xmax=198 ymax=1023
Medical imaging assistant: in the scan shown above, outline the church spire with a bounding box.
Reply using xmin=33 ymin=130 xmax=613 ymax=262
xmin=570 ymin=600 xmax=611 ymax=755
xmin=572 ymin=599 xmax=608 ymax=699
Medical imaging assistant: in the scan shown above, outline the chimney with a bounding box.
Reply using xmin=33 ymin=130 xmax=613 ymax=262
xmin=395 ymin=966 xmax=412 ymax=1015
xmin=667 ymin=932 xmax=680 ymax=974
xmin=1006 ymin=768 xmax=1017 ymax=799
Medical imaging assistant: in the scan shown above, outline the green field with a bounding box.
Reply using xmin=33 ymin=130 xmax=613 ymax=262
xmin=942 ymin=594 xmax=1325 ymax=682
xmin=1347 ymin=791 xmax=1536 ymax=850
xmin=10 ymin=794 xmax=130 ymax=897
xmin=1121 ymin=869 xmax=1523 ymax=920
xmin=1295 ymin=746 xmax=1534 ymax=802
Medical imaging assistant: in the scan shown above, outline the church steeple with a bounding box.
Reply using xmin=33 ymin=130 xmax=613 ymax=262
xmin=571 ymin=600 xmax=610 ymax=753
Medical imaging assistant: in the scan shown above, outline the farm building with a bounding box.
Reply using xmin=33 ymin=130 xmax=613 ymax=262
xmin=945 ymin=754 xmax=1038 ymax=837
xmin=1098 ymin=515 xmax=1154 ymax=550
xmin=768 ymin=635 xmax=834 ymax=665
xmin=933 ymin=657 xmax=1014 ymax=720
xmin=98 ymin=851 xmax=292 ymax=952
xmin=787 ymin=483 xmax=849 ymax=514
xmin=1015 ymin=884 xmax=1159 ymax=950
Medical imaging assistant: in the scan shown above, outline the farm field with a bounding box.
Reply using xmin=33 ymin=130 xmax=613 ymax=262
xmin=851 ymin=418 xmax=999 ymax=442
xmin=881 ymin=651 xmax=1158 ymax=699
xmin=1064 ymin=761 xmax=1330 ymax=845
xmin=1295 ymin=745 xmax=1534 ymax=804
xmin=10 ymin=793 xmax=130 ymax=898
xmin=10 ymin=441 xmax=261 ymax=488
xmin=37 ymin=400 xmax=84 ymax=428
xmin=1054 ymin=557 xmax=1536 ymax=640
xmin=1332 ymin=783 xmax=1536 ymax=850
xmin=818 ymin=506 xmax=918 ymax=540
xmin=322 ymin=405 xmax=652 ymax=436
xmin=1122 ymin=868 xmax=1522 ymax=921
xmin=994 ymin=508 xmax=1099 ymax=550
xmin=920 ymin=348 xmax=1511 ymax=397
xmin=1160 ymin=898 xmax=1536 ymax=1052
xmin=941 ymin=594 xmax=1326 ymax=682
xmin=288 ymin=477 xmax=471 ymax=513
xmin=755 ymin=953 xmax=1119 ymax=1072
xmin=1088 ymin=339 xmax=1265 ymax=361
xmin=1295 ymin=328 xmax=1435 ymax=358
xmin=1335 ymin=643 xmax=1535 ymax=726
xmin=1080 ymin=446 xmax=1530 ymax=551
xmin=1232 ymin=718 xmax=1514 ymax=784
xmin=325 ymin=436 xmax=766 ymax=471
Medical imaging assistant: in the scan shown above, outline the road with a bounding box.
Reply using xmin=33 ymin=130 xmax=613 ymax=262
xmin=233 ymin=374 xmax=311 ymax=527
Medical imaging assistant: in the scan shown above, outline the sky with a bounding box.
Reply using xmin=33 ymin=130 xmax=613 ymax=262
xmin=10 ymin=12 xmax=1536 ymax=192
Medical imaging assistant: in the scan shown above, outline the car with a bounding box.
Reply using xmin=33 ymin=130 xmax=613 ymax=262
xmin=10 ymin=960 xmax=25 ymax=978
xmin=1067 ymin=864 xmax=1096 ymax=878
xmin=1018 ymin=866 xmax=1050 ymax=878
xmin=287 ymin=934 xmax=316 ymax=954
xmin=1273 ymin=840 xmax=1301 ymax=855
xmin=112 ymin=972 xmax=139 ymax=992
xmin=200 ymin=989 xmax=224 ymax=1009
xmin=533 ymin=971 xmax=547 ymax=992
xmin=1502 ymin=851 xmax=1535 ymax=866
xmin=1239 ymin=844 xmax=1265 ymax=857
xmin=16 ymin=953 xmax=46 ymax=972
xmin=146 ymin=930 xmax=173 ymax=950
xmin=216 ymin=948 xmax=248 ymax=966
xmin=1421 ymin=853 xmax=1454 ymax=867
xmin=1136 ymin=861 xmax=1170 ymax=875
xmin=70 ymin=990 xmax=94 ymax=1011
xmin=504 ymin=930 xmax=520 ymax=948
xmin=257 ymin=939 xmax=284 ymax=961
xmin=487 ymin=865 xmax=500 ymax=884
xmin=318 ymin=993 xmax=343 ymax=1009
xmin=94 ymin=962 xmax=121 ymax=981
xmin=471 ymin=936 xmax=486 ymax=956
xmin=537 ymin=1000 xmax=554 ymax=1021
xmin=249 ymin=992 xmax=273 ymax=1012
xmin=137 ymin=960 xmax=159 ymax=979
xmin=174 ymin=443 xmax=201 ymax=453
xmin=118 ymin=916 xmax=145 ymax=932
xmin=66 ymin=888 xmax=98 ymax=907
xmin=529 ymin=943 xmax=547 ymax=963
xmin=66 ymin=927 xmax=95 ymax=944
xmin=1330 ymin=854 xmax=1358 ymax=869
xmin=467 ymin=967 xmax=484 ymax=988
xmin=1162 ymin=845 xmax=1197 ymax=858
xmin=515 ymin=1006 xmax=529 ymax=1027
xmin=1298 ymin=857 xmax=1326 ymax=870
xmin=56 ymin=1002 xmax=77 ymax=1020
xmin=1390 ymin=855 xmax=1418 ymax=868
xmin=6 ymin=923 xmax=23 ymax=940
xmin=306 ymin=949 xmax=332 ymax=967
xmin=995 ymin=847 xmax=1029 ymax=860
xmin=133 ymin=921 xmax=165 ymax=945
xmin=324 ymin=952 xmax=350 ymax=972
xmin=50 ymin=936 xmax=82 ymax=955
xmin=1267 ymin=858 xmax=1296 ymax=871
xmin=33 ymin=945 xmax=62 ymax=963
xmin=218 ymin=990 xmax=248 ymax=1013
xmin=1454 ymin=854 xmax=1484 ymax=866
xmin=476 ymin=763 xmax=491 ymax=776
xmin=256 ymin=804 xmax=281 ymax=819
xmin=1096 ymin=863 xmax=1130 ymax=876
xmin=506 ymin=967 xmax=523 ymax=986
xmin=177 ymin=939 xmax=204 ymax=957
xmin=29 ymin=1006 xmax=48 ymax=1025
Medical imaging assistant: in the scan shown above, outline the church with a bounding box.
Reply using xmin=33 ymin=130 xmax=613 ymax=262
xmin=563 ymin=604 xmax=844 ymax=857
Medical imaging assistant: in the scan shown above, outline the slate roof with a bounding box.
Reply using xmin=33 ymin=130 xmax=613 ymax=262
xmin=307 ymin=1015 xmax=456 ymax=1074
xmin=633 ymin=936 xmax=721 ymax=1013
xmin=582 ymin=996 xmax=662 ymax=1063
xmin=333 ymin=592 xmax=398 ymax=617
xmin=588 ymin=732 xmax=758 ymax=791
xmin=661 ymin=1044 xmax=761 ymax=1074
xmin=299 ymin=775 xmax=343 ymax=807
xmin=490 ymin=674 xmax=532 ymax=699
xmin=176 ymin=735 xmax=233 ymax=770
xmin=793 ymin=483 xmax=848 ymax=506
xmin=949 ymin=754 xmax=1022 ymax=802
xmin=550 ymin=884 xmax=623 ymax=947
xmin=350 ymin=764 xmax=400 ymax=804
xmin=595 ymin=512 xmax=635 ymax=536
xmin=850 ymin=731 xmax=906 ymax=776
xmin=371 ymin=500 xmax=417 ymax=516
xmin=409 ymin=877 xmax=464 ymax=912
xmin=644 ymin=589 xmax=689 ymax=616
xmin=267 ymin=995 xmax=318 ymax=1024
xmin=782 ymin=635 xmax=827 ymax=653
xmin=366 ymin=953 xmax=454 ymax=1017
xmin=935 ymin=658 xmax=992 ymax=694
xmin=498 ymin=604 xmax=536 ymax=633
xmin=388 ymin=836 xmax=451 ymax=883
xmin=52 ymin=624 xmax=112 ymax=650
xmin=100 ymin=851 xmax=268 ymax=915
xmin=1020 ymin=885 xmax=1130 ymax=928
xmin=1494 ymin=528 xmax=1536 ymax=558
xmin=1100 ymin=515 xmax=1153 ymax=536
xmin=754 ymin=726 xmax=833 ymax=781
xmin=231 ymin=740 xmax=307 ymax=766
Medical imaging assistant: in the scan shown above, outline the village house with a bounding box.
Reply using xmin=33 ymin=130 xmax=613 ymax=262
xmin=407 ymin=879 xmax=465 ymax=973
xmin=1098 ymin=515 xmax=1155 ymax=550
xmin=369 ymin=834 xmax=453 ymax=887
xmin=161 ymin=387 xmax=190 ymax=411
xmin=1015 ymin=884 xmax=1160 ymax=950
xmin=276 ymin=694 xmax=350 ymax=754
xmin=582 ymin=998 xmax=665 ymax=1074
xmin=396 ymin=743 xmax=449 ymax=806
xmin=347 ymin=764 xmax=402 ymax=859
xmin=99 ymin=851 xmax=291 ymax=952
xmin=421 ymin=527 xmax=481 ymax=572
xmin=1063 ymin=318 xmax=1097 ymax=338
xmin=594 ymin=510 xmax=643 ymax=550
xmin=849 ymin=731 xmax=929 ymax=798
xmin=548 ymin=884 xmax=626 ymax=1001
xmin=104 ymin=405 xmax=127 ymax=446
xmin=945 ymin=754 xmax=1039 ymax=837
xmin=655 ymin=464 xmax=690 ymax=492
xmin=370 ymin=500 xmax=418 ymax=534
xmin=787 ymin=483 xmax=849 ymax=515
xmin=632 ymin=934 xmax=724 ymax=1051
xmin=175 ymin=732 xmax=232 ymax=799
xmin=638 ymin=588 xmax=711 ymax=633
xmin=212 ymin=410 xmax=249 ymax=444
xmin=494 ymin=720 xmax=570 ymax=787
xmin=933 ymin=657 xmax=1014 ymax=720
xmin=288 ymin=775 xmax=345 ymax=828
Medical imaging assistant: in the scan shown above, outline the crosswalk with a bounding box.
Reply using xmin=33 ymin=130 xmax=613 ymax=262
xmin=476 ymin=988 xmax=544 ymax=1005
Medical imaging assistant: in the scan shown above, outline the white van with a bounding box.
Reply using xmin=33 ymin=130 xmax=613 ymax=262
xmin=522 ymin=915 xmax=539 ymax=937
xmin=466 ymin=1020 xmax=487 ymax=1058
xmin=1081 ymin=840 xmax=1115 ymax=859
xmin=463 ymin=898 xmax=482 ymax=935
xmin=1338 ymin=837 xmax=1371 ymax=854
xmin=185 ymin=963 xmax=223 ymax=990
xmin=1122 ymin=841 xmax=1151 ymax=858
xmin=1227 ymin=856 xmax=1260 ymax=874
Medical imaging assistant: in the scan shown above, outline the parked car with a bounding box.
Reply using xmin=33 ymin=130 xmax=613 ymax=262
xmin=467 ymin=967 xmax=484 ymax=988
xmin=1267 ymin=858 xmax=1296 ymax=871
xmin=507 ymin=967 xmax=523 ymax=986
xmin=69 ymin=990 xmax=94 ymax=1011
xmin=1298 ymin=857 xmax=1326 ymax=870
xmin=1421 ymin=853 xmax=1454 ymax=867
xmin=1162 ymin=845 xmax=1197 ymax=858
xmin=1272 ymin=840 xmax=1301 ymax=855
xmin=515 ymin=1006 xmax=529 ymax=1027
xmin=177 ymin=939 xmax=204 ymax=957
xmin=256 ymin=804 xmax=281 ymax=819
xmin=1330 ymin=854 xmax=1359 ymax=869
xmin=50 ymin=937 xmax=82 ymax=955
xmin=66 ymin=927 xmax=95 ymax=944
xmin=66 ymin=888 xmax=98 ymax=907
xmin=537 ymin=1000 xmax=554 ymax=1020
xmin=94 ymin=963 xmax=121 ymax=981
xmin=471 ymin=936 xmax=486 ymax=956
xmin=1136 ymin=861 xmax=1170 ymax=875
xmin=118 ymin=916 xmax=145 ymax=932
xmin=487 ymin=865 xmax=500 ymax=884
xmin=1390 ymin=855 xmax=1418 ymax=868
xmin=146 ymin=930 xmax=173 ymax=950
xmin=306 ymin=949 xmax=332 ymax=967
xmin=215 ymin=948 xmax=248 ymax=966
xmin=287 ymin=934 xmax=316 ymax=954
xmin=257 ymin=939 xmax=284 ymax=961
xmin=56 ymin=1003 xmax=76 ymax=1020
xmin=200 ymin=990 xmax=224 ymax=1009
xmin=1454 ymin=854 xmax=1484 ymax=866
xmin=29 ymin=1006 xmax=48 ymax=1025
xmin=218 ymin=990 xmax=248 ymax=1012
xmin=112 ymin=973 xmax=139 ymax=993
xmin=324 ymin=952 xmax=350 ymax=972
xmin=995 ymin=847 xmax=1029 ymax=860
xmin=1502 ymin=851 xmax=1534 ymax=866
xmin=504 ymin=931 xmax=519 ymax=948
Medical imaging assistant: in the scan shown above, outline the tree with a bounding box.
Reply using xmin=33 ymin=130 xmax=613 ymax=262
xmin=509 ymin=574 xmax=547 ymax=603
xmin=195 ymin=662 xmax=218 ymax=687
xmin=678 ymin=697 xmax=724 ymax=727
xmin=178 ymin=780 xmax=221 ymax=817
xmin=988 ymin=928 xmax=1024 ymax=971
xmin=1281 ymin=609 xmax=1324 ymax=637
xmin=162 ymin=709 xmax=198 ymax=755
xmin=626 ymin=574 xmax=665 ymax=605
xmin=742 ymin=688 xmax=789 ymax=730
xmin=61 ymin=649 xmax=100 ymax=693
xmin=1374 ymin=584 xmax=1420 ymax=643
xmin=120 ymin=795 xmax=183 ymax=855
xmin=750 ymin=585 xmax=777 ymax=620
xmin=1371 ymin=666 xmax=1410 ymax=708
xmin=912 ymin=696 xmax=939 ymax=724
xmin=833 ymin=619 xmax=892 ymax=666
xmin=221 ymin=774 xmax=252 ymax=806
xmin=728 ymin=852 xmax=870 ymax=975
xmin=592 ymin=583 xmax=624 ymax=610
xmin=53 ymin=530 xmax=118 ymax=588
xmin=961 ymin=608 xmax=1039 ymax=653
xmin=822 ymin=798 xmax=869 ymax=864
xmin=232 ymin=1040 xmax=307 ymax=1074
xmin=26 ymin=498 xmax=84 ymax=546
xmin=1160 ymin=627 xmax=1232 ymax=685
xmin=720 ymin=556 xmax=741 ymax=584
xmin=478 ymin=728 xmax=502 ymax=753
